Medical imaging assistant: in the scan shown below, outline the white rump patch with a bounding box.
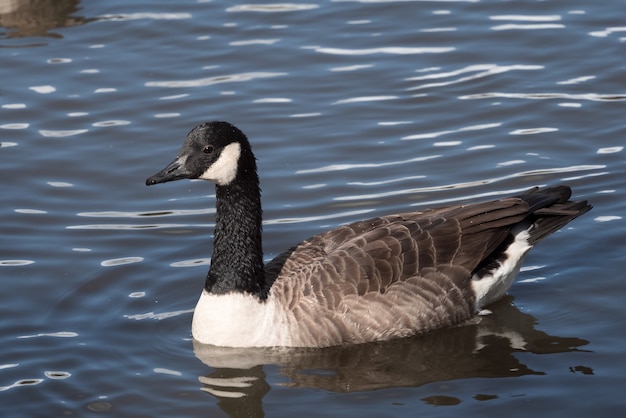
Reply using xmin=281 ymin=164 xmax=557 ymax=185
xmin=472 ymin=228 xmax=532 ymax=309
xmin=199 ymin=142 xmax=241 ymax=185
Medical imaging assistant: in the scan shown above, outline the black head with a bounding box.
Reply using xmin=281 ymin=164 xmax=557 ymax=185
xmin=146 ymin=121 xmax=254 ymax=187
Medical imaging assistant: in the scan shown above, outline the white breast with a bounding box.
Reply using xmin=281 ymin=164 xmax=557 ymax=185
xmin=191 ymin=290 xmax=290 ymax=347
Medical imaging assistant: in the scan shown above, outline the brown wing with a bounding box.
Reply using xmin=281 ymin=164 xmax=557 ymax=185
xmin=264 ymin=197 xmax=532 ymax=346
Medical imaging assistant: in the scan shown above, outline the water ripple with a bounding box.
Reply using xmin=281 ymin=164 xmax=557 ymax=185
xmin=597 ymin=146 xmax=623 ymax=154
xmin=334 ymin=165 xmax=606 ymax=202
xmin=297 ymin=155 xmax=440 ymax=174
xmin=45 ymin=371 xmax=71 ymax=380
xmin=588 ymin=26 xmax=626 ymax=38
xmin=489 ymin=15 xmax=562 ymax=22
xmin=253 ymin=97 xmax=292 ymax=103
xmin=496 ymin=160 xmax=526 ymax=167
xmin=154 ymin=368 xmax=182 ymax=376
xmin=594 ymin=216 xmax=622 ymax=223
xmin=467 ymin=144 xmax=495 ymax=151
xmin=92 ymin=120 xmax=131 ymax=127
xmin=0 ymin=260 xmax=35 ymax=266
xmin=491 ymin=24 xmax=565 ymax=31
xmin=14 ymin=209 xmax=47 ymax=214
xmin=349 ymin=175 xmax=426 ymax=187
xmin=421 ymin=27 xmax=456 ymax=33
xmin=125 ymin=309 xmax=193 ymax=321
xmin=199 ymin=375 xmax=258 ymax=399
xmin=230 ymin=39 xmax=281 ymax=46
xmin=434 ymin=141 xmax=462 ymax=147
xmin=77 ymin=209 xmax=214 ymax=218
xmin=333 ymin=96 xmax=397 ymax=104
xmin=159 ymin=94 xmax=189 ymax=100
xmin=402 ymin=122 xmax=501 ymax=140
xmin=460 ymin=92 xmax=626 ymax=101
xmin=290 ymin=112 xmax=322 ymax=118
xmin=227 ymin=4 xmax=320 ymax=12
xmin=407 ymin=64 xmax=542 ymax=90
xmin=304 ymin=46 xmax=455 ymax=55
xmin=0 ymin=379 xmax=44 ymax=392
xmin=509 ymin=127 xmax=558 ymax=135
xmin=488 ymin=15 xmax=563 ymax=32
xmin=129 ymin=292 xmax=146 ymax=298
xmin=331 ymin=64 xmax=374 ymax=72
xmin=171 ymin=259 xmax=211 ymax=267
xmin=47 ymin=181 xmax=73 ymax=187
xmin=98 ymin=13 xmax=192 ymax=21
xmin=100 ymin=257 xmax=144 ymax=267
xmin=72 ymin=210 xmax=385 ymax=230
xmin=145 ymin=72 xmax=287 ymax=88
xmin=67 ymin=223 xmax=206 ymax=230
xmin=333 ymin=0 xmax=480 ymax=3
xmin=561 ymin=171 xmax=609 ymax=182
xmin=18 ymin=332 xmax=79 ymax=339
xmin=39 ymin=129 xmax=88 ymax=138
xmin=29 ymin=85 xmax=56 ymax=94
xmin=557 ymin=76 xmax=596 ymax=85
xmin=263 ymin=208 xmax=376 ymax=225
xmin=0 ymin=124 xmax=29 ymax=130
xmin=47 ymin=58 xmax=72 ymax=64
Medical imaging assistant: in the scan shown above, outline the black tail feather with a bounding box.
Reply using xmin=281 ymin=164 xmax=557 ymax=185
xmin=517 ymin=186 xmax=592 ymax=245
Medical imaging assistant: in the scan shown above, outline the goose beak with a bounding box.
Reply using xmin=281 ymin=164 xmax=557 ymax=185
xmin=146 ymin=157 xmax=192 ymax=186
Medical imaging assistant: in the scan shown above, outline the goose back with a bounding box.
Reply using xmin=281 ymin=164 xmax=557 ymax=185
xmin=261 ymin=186 xmax=589 ymax=347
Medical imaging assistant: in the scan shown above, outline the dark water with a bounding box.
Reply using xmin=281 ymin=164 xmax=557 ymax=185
xmin=1 ymin=0 xmax=625 ymax=416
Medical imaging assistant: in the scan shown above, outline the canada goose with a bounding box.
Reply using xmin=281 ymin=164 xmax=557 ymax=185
xmin=146 ymin=121 xmax=591 ymax=348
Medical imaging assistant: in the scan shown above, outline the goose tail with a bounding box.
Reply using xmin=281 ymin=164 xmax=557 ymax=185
xmin=471 ymin=185 xmax=591 ymax=309
xmin=517 ymin=186 xmax=592 ymax=245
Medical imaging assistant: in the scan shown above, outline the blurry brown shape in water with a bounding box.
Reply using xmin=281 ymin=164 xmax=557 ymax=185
xmin=0 ymin=0 xmax=93 ymax=39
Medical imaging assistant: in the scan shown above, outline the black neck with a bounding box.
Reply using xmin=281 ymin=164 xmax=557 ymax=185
xmin=204 ymin=168 xmax=267 ymax=299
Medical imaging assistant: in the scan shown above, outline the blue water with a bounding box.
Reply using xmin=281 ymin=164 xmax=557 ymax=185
xmin=1 ymin=1 xmax=625 ymax=416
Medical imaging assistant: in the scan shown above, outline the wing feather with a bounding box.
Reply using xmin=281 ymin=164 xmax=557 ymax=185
xmin=264 ymin=194 xmax=571 ymax=346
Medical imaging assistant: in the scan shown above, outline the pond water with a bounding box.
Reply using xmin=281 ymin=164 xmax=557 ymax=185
xmin=1 ymin=0 xmax=625 ymax=417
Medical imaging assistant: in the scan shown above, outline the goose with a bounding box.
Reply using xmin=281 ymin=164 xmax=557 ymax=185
xmin=145 ymin=121 xmax=591 ymax=348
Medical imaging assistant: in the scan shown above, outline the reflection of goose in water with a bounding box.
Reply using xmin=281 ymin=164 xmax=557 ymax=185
xmin=194 ymin=297 xmax=590 ymax=415
xmin=0 ymin=0 xmax=89 ymax=39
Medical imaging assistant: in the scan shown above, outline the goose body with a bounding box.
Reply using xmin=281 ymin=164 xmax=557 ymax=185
xmin=146 ymin=121 xmax=591 ymax=348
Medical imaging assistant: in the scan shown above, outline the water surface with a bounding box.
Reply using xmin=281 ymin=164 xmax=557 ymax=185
xmin=1 ymin=1 xmax=625 ymax=417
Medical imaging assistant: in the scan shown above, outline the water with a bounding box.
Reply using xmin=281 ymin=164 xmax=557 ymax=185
xmin=1 ymin=0 xmax=625 ymax=416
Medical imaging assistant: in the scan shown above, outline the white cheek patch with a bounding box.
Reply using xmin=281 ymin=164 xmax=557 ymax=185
xmin=198 ymin=142 xmax=241 ymax=185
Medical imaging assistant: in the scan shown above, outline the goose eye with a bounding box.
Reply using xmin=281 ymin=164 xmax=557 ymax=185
xmin=203 ymin=145 xmax=215 ymax=154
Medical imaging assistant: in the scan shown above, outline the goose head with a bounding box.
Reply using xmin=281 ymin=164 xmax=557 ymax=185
xmin=145 ymin=121 xmax=266 ymax=300
xmin=146 ymin=121 xmax=254 ymax=187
